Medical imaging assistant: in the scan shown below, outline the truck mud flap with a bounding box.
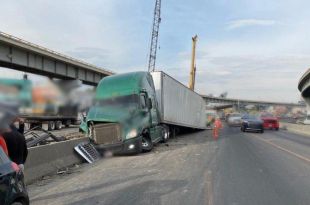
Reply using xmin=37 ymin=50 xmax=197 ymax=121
xmin=74 ymin=142 xmax=101 ymax=163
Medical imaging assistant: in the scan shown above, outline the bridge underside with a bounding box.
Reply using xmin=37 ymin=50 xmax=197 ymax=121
xmin=0 ymin=33 xmax=113 ymax=85
xmin=0 ymin=43 xmax=107 ymax=85
xmin=302 ymin=86 xmax=310 ymax=98
xmin=301 ymin=88 xmax=310 ymax=114
xmin=299 ymin=69 xmax=310 ymax=114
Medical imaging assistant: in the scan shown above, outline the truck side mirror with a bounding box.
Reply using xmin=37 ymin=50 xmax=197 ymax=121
xmin=147 ymin=98 xmax=152 ymax=109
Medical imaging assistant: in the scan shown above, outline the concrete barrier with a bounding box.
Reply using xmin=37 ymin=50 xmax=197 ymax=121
xmin=280 ymin=122 xmax=310 ymax=137
xmin=24 ymin=137 xmax=89 ymax=184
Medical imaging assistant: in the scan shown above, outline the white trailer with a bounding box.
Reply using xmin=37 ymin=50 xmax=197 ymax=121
xmin=151 ymin=71 xmax=206 ymax=129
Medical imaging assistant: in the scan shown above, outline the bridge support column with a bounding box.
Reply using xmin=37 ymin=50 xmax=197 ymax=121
xmin=304 ymin=97 xmax=310 ymax=115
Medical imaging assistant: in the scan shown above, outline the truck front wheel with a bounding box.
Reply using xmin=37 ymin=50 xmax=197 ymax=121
xmin=161 ymin=125 xmax=170 ymax=143
xmin=141 ymin=136 xmax=153 ymax=152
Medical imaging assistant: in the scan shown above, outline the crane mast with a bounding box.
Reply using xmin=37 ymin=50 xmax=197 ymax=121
xmin=148 ymin=0 xmax=161 ymax=72
xmin=189 ymin=35 xmax=198 ymax=90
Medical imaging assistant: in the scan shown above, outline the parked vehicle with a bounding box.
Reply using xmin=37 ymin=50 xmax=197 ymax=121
xmin=303 ymin=115 xmax=310 ymax=125
xmin=80 ymin=71 xmax=206 ymax=154
xmin=241 ymin=115 xmax=264 ymax=133
xmin=0 ymin=147 xmax=29 ymax=205
xmin=227 ymin=113 xmax=242 ymax=126
xmin=0 ymin=78 xmax=80 ymax=131
xmin=260 ymin=114 xmax=279 ymax=130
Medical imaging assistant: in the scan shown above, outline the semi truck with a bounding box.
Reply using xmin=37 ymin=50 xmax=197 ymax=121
xmin=80 ymin=71 xmax=206 ymax=154
xmin=0 ymin=78 xmax=80 ymax=131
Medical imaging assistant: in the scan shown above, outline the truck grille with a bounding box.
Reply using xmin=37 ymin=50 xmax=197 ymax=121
xmin=93 ymin=123 xmax=122 ymax=145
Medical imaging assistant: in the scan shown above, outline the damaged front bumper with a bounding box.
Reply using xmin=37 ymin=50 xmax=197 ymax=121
xmin=93 ymin=136 xmax=142 ymax=155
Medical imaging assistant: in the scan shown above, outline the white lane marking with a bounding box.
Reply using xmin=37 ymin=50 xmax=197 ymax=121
xmin=205 ymin=170 xmax=214 ymax=205
xmin=251 ymin=135 xmax=310 ymax=164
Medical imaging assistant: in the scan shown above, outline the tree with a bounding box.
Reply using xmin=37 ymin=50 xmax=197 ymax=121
xmin=219 ymin=92 xmax=228 ymax=98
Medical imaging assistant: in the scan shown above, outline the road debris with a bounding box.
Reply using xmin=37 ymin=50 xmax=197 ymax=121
xmin=74 ymin=142 xmax=101 ymax=163
xmin=25 ymin=126 xmax=66 ymax=147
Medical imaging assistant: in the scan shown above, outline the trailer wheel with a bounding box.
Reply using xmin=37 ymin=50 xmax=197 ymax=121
xmin=65 ymin=120 xmax=71 ymax=128
xmin=48 ymin=121 xmax=55 ymax=131
xmin=141 ymin=135 xmax=153 ymax=152
xmin=55 ymin=121 xmax=62 ymax=130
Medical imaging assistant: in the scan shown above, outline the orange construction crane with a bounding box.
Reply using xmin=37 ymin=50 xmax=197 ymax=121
xmin=189 ymin=35 xmax=198 ymax=90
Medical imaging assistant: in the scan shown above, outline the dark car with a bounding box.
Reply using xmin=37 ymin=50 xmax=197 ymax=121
xmin=241 ymin=115 xmax=264 ymax=133
xmin=0 ymin=147 xmax=29 ymax=205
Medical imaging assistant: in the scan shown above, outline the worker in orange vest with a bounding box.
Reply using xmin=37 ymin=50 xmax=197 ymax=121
xmin=0 ymin=135 xmax=8 ymax=155
xmin=0 ymin=123 xmax=9 ymax=155
xmin=213 ymin=117 xmax=222 ymax=140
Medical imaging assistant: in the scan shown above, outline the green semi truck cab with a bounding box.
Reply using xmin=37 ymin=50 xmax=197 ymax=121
xmin=81 ymin=72 xmax=168 ymax=154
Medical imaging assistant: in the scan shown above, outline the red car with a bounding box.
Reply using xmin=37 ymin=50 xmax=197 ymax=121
xmin=261 ymin=115 xmax=279 ymax=130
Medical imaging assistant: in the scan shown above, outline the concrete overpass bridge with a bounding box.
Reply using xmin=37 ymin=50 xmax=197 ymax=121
xmin=202 ymin=95 xmax=304 ymax=109
xmin=0 ymin=31 xmax=306 ymax=113
xmin=298 ymin=68 xmax=310 ymax=114
xmin=0 ymin=31 xmax=113 ymax=85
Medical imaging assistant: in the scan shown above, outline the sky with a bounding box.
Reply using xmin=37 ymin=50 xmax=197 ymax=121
xmin=0 ymin=0 xmax=310 ymax=102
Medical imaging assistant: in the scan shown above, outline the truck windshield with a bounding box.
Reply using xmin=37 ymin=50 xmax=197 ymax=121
xmin=95 ymin=94 xmax=139 ymax=108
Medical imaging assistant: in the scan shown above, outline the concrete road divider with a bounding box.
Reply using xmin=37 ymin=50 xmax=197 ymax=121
xmin=280 ymin=122 xmax=310 ymax=137
xmin=24 ymin=137 xmax=89 ymax=184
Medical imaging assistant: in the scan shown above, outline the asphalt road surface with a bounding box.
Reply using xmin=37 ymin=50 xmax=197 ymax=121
xmin=28 ymin=126 xmax=310 ymax=205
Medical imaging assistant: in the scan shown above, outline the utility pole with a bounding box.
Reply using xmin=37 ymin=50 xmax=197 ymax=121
xmin=148 ymin=0 xmax=161 ymax=72
xmin=189 ymin=35 xmax=198 ymax=90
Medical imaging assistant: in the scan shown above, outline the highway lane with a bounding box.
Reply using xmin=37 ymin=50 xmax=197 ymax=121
xmin=213 ymin=127 xmax=310 ymax=205
xmin=28 ymin=126 xmax=310 ymax=205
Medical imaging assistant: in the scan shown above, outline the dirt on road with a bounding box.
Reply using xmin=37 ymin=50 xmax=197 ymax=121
xmin=28 ymin=130 xmax=215 ymax=205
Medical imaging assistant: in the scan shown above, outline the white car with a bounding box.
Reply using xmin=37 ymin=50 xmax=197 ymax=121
xmin=303 ymin=115 xmax=310 ymax=125
xmin=227 ymin=113 xmax=242 ymax=126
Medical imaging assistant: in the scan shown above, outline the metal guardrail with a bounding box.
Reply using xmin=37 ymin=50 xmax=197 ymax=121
xmin=0 ymin=31 xmax=114 ymax=75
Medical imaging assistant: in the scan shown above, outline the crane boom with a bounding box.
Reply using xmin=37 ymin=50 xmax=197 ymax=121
xmin=148 ymin=0 xmax=161 ymax=72
xmin=189 ymin=35 xmax=198 ymax=90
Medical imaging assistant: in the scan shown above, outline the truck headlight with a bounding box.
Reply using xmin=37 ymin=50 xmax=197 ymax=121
xmin=126 ymin=129 xmax=137 ymax=139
